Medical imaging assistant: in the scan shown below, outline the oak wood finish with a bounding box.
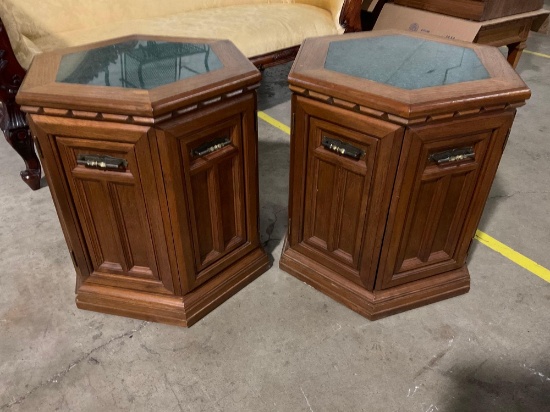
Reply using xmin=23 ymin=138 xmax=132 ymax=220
xmin=280 ymin=30 xmax=530 ymax=320
xmin=375 ymin=111 xmax=515 ymax=289
xmin=393 ymin=0 xmax=544 ymax=21
xmin=18 ymin=37 xmax=269 ymax=327
xmin=281 ymin=238 xmax=471 ymax=320
xmin=288 ymin=96 xmax=403 ymax=289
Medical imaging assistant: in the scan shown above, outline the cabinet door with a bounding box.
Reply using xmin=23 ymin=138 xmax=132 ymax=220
xmin=32 ymin=116 xmax=176 ymax=295
xmin=156 ymin=94 xmax=258 ymax=292
xmin=288 ymin=96 xmax=403 ymax=288
xmin=377 ymin=111 xmax=515 ymax=289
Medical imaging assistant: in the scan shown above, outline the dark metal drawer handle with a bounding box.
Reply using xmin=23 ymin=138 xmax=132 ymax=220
xmin=321 ymin=136 xmax=365 ymax=160
xmin=430 ymin=147 xmax=475 ymax=165
xmin=77 ymin=154 xmax=128 ymax=171
xmin=193 ymin=137 xmax=231 ymax=157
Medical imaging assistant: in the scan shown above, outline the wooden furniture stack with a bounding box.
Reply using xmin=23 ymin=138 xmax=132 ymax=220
xmin=390 ymin=0 xmax=548 ymax=68
xmin=17 ymin=36 xmax=270 ymax=327
xmin=280 ymin=30 xmax=531 ymax=320
xmin=393 ymin=0 xmax=544 ymax=21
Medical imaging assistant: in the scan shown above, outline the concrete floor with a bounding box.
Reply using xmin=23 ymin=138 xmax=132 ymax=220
xmin=1 ymin=30 xmax=550 ymax=412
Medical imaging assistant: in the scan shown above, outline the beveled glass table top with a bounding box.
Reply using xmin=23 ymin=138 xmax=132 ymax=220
xmin=56 ymin=40 xmax=223 ymax=90
xmin=324 ymin=35 xmax=490 ymax=90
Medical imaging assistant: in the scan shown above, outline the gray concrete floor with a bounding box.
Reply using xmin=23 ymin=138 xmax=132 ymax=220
xmin=1 ymin=31 xmax=550 ymax=412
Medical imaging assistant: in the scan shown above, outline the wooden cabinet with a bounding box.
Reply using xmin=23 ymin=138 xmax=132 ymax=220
xmin=156 ymin=94 xmax=261 ymax=293
xmin=18 ymin=36 xmax=269 ymax=327
xmin=280 ymin=31 xmax=530 ymax=320
xmin=393 ymin=0 xmax=543 ymax=21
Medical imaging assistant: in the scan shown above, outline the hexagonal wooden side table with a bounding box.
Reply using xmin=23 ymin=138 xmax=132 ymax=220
xmin=17 ymin=36 xmax=269 ymax=327
xmin=280 ymin=30 xmax=531 ymax=320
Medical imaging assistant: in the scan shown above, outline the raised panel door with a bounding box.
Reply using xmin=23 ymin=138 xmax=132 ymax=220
xmin=377 ymin=111 xmax=515 ymax=289
xmin=156 ymin=94 xmax=259 ymax=292
xmin=32 ymin=117 xmax=176 ymax=295
xmin=184 ymin=119 xmax=246 ymax=271
xmin=288 ymin=96 xmax=403 ymax=288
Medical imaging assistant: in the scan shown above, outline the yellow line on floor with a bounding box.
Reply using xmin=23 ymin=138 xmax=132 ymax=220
xmin=524 ymin=50 xmax=550 ymax=59
xmin=258 ymin=111 xmax=291 ymax=135
xmin=258 ymin=110 xmax=550 ymax=284
xmin=475 ymin=230 xmax=550 ymax=283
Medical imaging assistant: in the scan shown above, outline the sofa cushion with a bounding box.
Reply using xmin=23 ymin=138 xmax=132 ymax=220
xmin=23 ymin=4 xmax=340 ymax=70
xmin=3 ymin=1 xmax=346 ymax=35
xmin=4 ymin=1 xmax=296 ymax=35
xmin=2 ymin=1 xmax=346 ymax=69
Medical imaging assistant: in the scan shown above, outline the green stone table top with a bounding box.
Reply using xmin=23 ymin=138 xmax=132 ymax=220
xmin=17 ymin=36 xmax=261 ymax=119
xmin=287 ymin=31 xmax=530 ymax=121
xmin=56 ymin=39 xmax=223 ymax=89
xmin=324 ymin=35 xmax=490 ymax=90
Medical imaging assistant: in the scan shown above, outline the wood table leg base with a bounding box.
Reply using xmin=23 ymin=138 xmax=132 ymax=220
xmin=506 ymin=41 xmax=527 ymax=69
xmin=280 ymin=238 xmax=470 ymax=320
xmin=76 ymin=248 xmax=270 ymax=327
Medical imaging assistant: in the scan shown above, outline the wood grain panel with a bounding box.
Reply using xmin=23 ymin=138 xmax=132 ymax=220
xmin=337 ymin=171 xmax=365 ymax=260
xmin=394 ymin=0 xmax=485 ymax=20
xmin=219 ymin=156 xmax=244 ymax=249
xmin=289 ymin=96 xmax=404 ymax=287
xmin=377 ymin=111 xmax=515 ymax=289
xmin=53 ymin=125 xmax=173 ymax=295
xmin=190 ymin=170 xmax=216 ymax=265
xmin=28 ymin=117 xmax=93 ymax=291
xmin=78 ymin=179 xmax=122 ymax=272
xmin=184 ymin=124 xmax=245 ymax=273
xmin=156 ymin=94 xmax=257 ymax=291
xmin=302 ymin=122 xmax=373 ymax=281
xmin=112 ymin=183 xmax=152 ymax=274
xmin=307 ymin=159 xmax=337 ymax=248
xmin=393 ymin=0 xmax=543 ymax=21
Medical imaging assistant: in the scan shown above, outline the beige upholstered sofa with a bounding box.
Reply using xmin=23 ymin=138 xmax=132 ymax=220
xmin=0 ymin=0 xmax=361 ymax=189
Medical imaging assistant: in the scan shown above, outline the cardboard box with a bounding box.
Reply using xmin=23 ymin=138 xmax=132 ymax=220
xmin=373 ymin=4 xmax=550 ymax=42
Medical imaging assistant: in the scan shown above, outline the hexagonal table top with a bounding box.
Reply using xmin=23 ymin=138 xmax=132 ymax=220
xmin=17 ymin=35 xmax=259 ymax=119
xmin=56 ymin=40 xmax=223 ymax=90
xmin=289 ymin=30 xmax=530 ymax=121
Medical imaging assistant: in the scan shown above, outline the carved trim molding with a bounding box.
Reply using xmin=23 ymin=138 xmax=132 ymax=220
xmin=21 ymin=84 xmax=260 ymax=125
xmin=289 ymin=85 xmax=524 ymax=125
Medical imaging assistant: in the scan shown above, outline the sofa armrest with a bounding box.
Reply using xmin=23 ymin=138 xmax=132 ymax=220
xmin=299 ymin=0 xmax=362 ymax=32
xmin=340 ymin=0 xmax=363 ymax=32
